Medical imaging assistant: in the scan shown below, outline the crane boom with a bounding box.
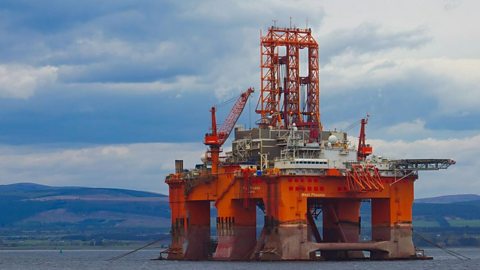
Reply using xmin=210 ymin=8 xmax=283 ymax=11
xmin=217 ymin=87 xmax=254 ymax=145
xmin=204 ymin=87 xmax=254 ymax=174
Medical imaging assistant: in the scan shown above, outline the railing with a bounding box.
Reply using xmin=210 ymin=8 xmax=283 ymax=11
xmin=390 ymin=159 xmax=456 ymax=170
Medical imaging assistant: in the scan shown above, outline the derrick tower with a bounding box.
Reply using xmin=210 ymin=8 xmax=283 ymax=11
xmin=257 ymin=27 xmax=321 ymax=139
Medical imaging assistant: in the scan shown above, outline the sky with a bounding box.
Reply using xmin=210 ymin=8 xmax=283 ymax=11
xmin=0 ymin=0 xmax=479 ymax=198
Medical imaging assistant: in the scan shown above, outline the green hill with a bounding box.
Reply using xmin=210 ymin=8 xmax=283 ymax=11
xmin=0 ymin=183 xmax=171 ymax=248
xmin=415 ymin=194 xmax=480 ymax=204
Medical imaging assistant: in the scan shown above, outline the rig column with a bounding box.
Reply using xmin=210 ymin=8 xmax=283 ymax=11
xmin=256 ymin=177 xmax=317 ymax=260
xmin=214 ymin=199 xmax=257 ymax=260
xmin=166 ymin=180 xmax=187 ymax=260
xmin=184 ymin=201 xmax=211 ymax=260
xmin=322 ymin=199 xmax=363 ymax=259
xmin=371 ymin=178 xmax=415 ymax=259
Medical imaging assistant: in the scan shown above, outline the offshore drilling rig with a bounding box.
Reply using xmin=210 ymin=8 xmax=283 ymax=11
xmin=164 ymin=26 xmax=455 ymax=261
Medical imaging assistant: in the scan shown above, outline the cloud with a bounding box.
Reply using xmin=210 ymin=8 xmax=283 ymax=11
xmin=0 ymin=142 xmax=205 ymax=194
xmin=53 ymin=35 xmax=198 ymax=84
xmin=0 ymin=65 xmax=57 ymax=99
xmin=0 ymin=0 xmax=327 ymax=99
xmin=443 ymin=0 xmax=462 ymax=10
xmin=420 ymin=58 xmax=480 ymax=113
xmin=319 ymin=55 xmax=480 ymax=139
xmin=63 ymin=75 xmax=203 ymax=92
xmin=320 ymin=24 xmax=431 ymax=63
xmin=385 ymin=119 xmax=430 ymax=139
xmin=0 ymin=86 xmax=217 ymax=144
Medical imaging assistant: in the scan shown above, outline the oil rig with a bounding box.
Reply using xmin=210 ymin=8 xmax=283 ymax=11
xmin=164 ymin=26 xmax=455 ymax=261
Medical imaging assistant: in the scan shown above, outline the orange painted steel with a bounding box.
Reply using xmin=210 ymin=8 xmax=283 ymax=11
xmin=166 ymin=164 xmax=419 ymax=260
xmin=357 ymin=117 xmax=372 ymax=161
xmin=163 ymin=26 xmax=449 ymax=261
xmin=346 ymin=164 xmax=384 ymax=192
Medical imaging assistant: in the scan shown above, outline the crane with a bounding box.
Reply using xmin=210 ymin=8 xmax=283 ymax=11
xmin=357 ymin=115 xmax=373 ymax=161
xmin=204 ymin=87 xmax=254 ymax=173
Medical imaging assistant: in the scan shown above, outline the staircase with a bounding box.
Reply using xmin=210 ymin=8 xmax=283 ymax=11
xmin=346 ymin=164 xmax=384 ymax=192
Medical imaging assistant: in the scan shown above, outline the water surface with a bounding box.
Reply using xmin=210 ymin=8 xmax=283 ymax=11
xmin=0 ymin=248 xmax=479 ymax=270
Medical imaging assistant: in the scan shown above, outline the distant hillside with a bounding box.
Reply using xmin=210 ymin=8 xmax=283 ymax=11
xmin=413 ymin=200 xmax=480 ymax=224
xmin=0 ymin=183 xmax=165 ymax=200
xmin=0 ymin=183 xmax=171 ymax=247
xmin=0 ymin=183 xmax=169 ymax=226
xmin=411 ymin=198 xmax=480 ymax=247
xmin=416 ymin=194 xmax=480 ymax=204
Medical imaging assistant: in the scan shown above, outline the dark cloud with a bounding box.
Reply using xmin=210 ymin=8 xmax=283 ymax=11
xmin=320 ymin=23 xmax=432 ymax=63
xmin=0 ymin=86 xmax=216 ymax=144
xmin=0 ymin=0 xmax=327 ymax=144
xmin=0 ymin=0 xmax=142 ymax=33
xmin=0 ymin=1 xmax=205 ymax=82
xmin=322 ymin=79 xmax=437 ymax=136
xmin=0 ymin=1 xmax=476 ymax=146
xmin=0 ymin=1 xmax=325 ymax=83
xmin=321 ymin=65 xmax=480 ymax=140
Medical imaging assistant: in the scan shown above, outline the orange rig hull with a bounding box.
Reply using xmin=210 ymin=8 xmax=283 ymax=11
xmin=165 ymin=165 xmax=418 ymax=260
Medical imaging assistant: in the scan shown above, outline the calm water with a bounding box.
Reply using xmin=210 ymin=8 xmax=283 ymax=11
xmin=0 ymin=248 xmax=479 ymax=270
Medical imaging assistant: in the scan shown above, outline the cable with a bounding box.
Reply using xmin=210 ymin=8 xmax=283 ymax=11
xmin=216 ymin=94 xmax=238 ymax=108
xmin=413 ymin=231 xmax=471 ymax=260
xmin=106 ymin=238 xmax=163 ymax=261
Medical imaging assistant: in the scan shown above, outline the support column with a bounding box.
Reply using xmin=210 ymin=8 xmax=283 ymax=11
xmin=184 ymin=201 xmax=211 ymax=260
xmin=322 ymin=199 xmax=363 ymax=259
xmin=371 ymin=179 xmax=415 ymax=259
xmin=166 ymin=182 xmax=187 ymax=260
xmin=256 ymin=177 xmax=318 ymax=260
xmin=214 ymin=199 xmax=257 ymax=260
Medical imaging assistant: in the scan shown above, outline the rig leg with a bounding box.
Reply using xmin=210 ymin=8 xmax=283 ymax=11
xmin=256 ymin=218 xmax=320 ymax=260
xmin=184 ymin=201 xmax=211 ymax=260
xmin=213 ymin=200 xmax=257 ymax=260
xmin=255 ymin=189 xmax=318 ymax=260
xmin=371 ymin=181 xmax=415 ymax=259
xmin=322 ymin=199 xmax=364 ymax=259
xmin=166 ymin=183 xmax=187 ymax=260
xmin=168 ymin=217 xmax=186 ymax=260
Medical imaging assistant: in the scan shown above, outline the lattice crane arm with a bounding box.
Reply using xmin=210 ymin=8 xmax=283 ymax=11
xmin=204 ymin=87 xmax=254 ymax=147
xmin=217 ymin=87 xmax=254 ymax=145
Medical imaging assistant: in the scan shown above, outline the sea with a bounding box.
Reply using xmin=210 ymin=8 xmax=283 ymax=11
xmin=0 ymin=248 xmax=479 ymax=270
